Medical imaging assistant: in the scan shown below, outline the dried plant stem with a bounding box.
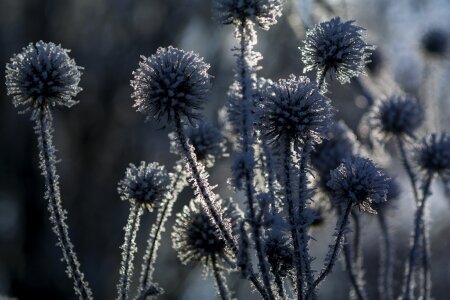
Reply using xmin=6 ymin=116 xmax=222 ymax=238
xmin=402 ymin=174 xmax=433 ymax=300
xmin=347 ymin=212 xmax=367 ymax=300
xmin=117 ymin=204 xmax=144 ymax=300
xmin=212 ymin=255 xmax=231 ymax=300
xmin=174 ymin=115 xmax=269 ymax=300
xmin=306 ymin=201 xmax=353 ymax=299
xmin=343 ymin=240 xmax=366 ymax=300
xmin=35 ymin=111 xmax=92 ymax=300
xmin=377 ymin=212 xmax=393 ymax=300
xmin=396 ymin=138 xmax=419 ymax=202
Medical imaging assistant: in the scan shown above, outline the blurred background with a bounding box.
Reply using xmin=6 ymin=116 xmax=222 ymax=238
xmin=0 ymin=0 xmax=449 ymax=299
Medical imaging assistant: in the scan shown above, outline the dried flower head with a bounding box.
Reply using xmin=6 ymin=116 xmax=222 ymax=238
xmin=259 ymin=75 xmax=333 ymax=147
xmin=301 ymin=17 xmax=374 ymax=85
xmin=327 ymin=156 xmax=389 ymax=213
xmin=415 ymin=133 xmax=450 ymax=176
xmin=118 ymin=161 xmax=170 ymax=211
xmin=131 ymin=46 xmax=211 ymax=125
xmin=214 ymin=0 xmax=284 ymax=30
xmin=373 ymin=176 xmax=401 ymax=212
xmin=5 ymin=41 xmax=82 ymax=117
xmin=369 ymin=95 xmax=424 ymax=140
xmin=421 ymin=28 xmax=448 ymax=58
xmin=172 ymin=198 xmax=239 ymax=266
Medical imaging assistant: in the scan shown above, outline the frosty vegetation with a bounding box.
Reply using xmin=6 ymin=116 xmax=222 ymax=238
xmin=4 ymin=1 xmax=450 ymax=300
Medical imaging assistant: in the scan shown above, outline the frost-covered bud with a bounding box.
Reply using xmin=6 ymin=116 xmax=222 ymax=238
xmin=259 ymin=75 xmax=333 ymax=147
xmin=369 ymin=95 xmax=424 ymax=140
xmin=172 ymin=198 xmax=239 ymax=266
xmin=264 ymin=216 xmax=293 ymax=277
xmin=311 ymin=121 xmax=358 ymax=192
xmin=421 ymin=28 xmax=448 ymax=58
xmin=214 ymin=0 xmax=283 ymax=30
xmin=118 ymin=162 xmax=170 ymax=211
xmin=5 ymin=41 xmax=82 ymax=117
xmin=301 ymin=17 xmax=374 ymax=85
xmin=415 ymin=133 xmax=450 ymax=176
xmin=327 ymin=156 xmax=389 ymax=213
xmin=131 ymin=46 xmax=211 ymax=125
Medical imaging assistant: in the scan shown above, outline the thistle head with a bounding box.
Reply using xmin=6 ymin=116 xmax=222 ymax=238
xmin=301 ymin=17 xmax=374 ymax=85
xmin=172 ymin=198 xmax=239 ymax=266
xmin=131 ymin=46 xmax=211 ymax=125
xmin=369 ymin=95 xmax=424 ymax=141
xmin=259 ymin=75 xmax=333 ymax=148
xmin=421 ymin=28 xmax=448 ymax=58
xmin=5 ymin=41 xmax=82 ymax=118
xmin=415 ymin=133 xmax=450 ymax=177
xmin=327 ymin=156 xmax=389 ymax=213
xmin=214 ymin=0 xmax=284 ymax=30
xmin=118 ymin=161 xmax=170 ymax=211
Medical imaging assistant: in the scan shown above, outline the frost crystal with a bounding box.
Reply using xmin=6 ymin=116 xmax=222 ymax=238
xmin=131 ymin=46 xmax=211 ymax=125
xmin=259 ymin=75 xmax=333 ymax=148
xmin=301 ymin=17 xmax=374 ymax=85
xmin=5 ymin=41 xmax=82 ymax=118
xmin=369 ymin=95 xmax=424 ymax=140
xmin=327 ymin=156 xmax=389 ymax=213
xmin=415 ymin=133 xmax=450 ymax=176
xmin=118 ymin=161 xmax=170 ymax=211
xmin=214 ymin=0 xmax=284 ymax=30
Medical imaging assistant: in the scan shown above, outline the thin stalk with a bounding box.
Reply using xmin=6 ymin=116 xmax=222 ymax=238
xmin=377 ymin=212 xmax=393 ymax=300
xmin=351 ymin=212 xmax=360 ymax=263
xmin=35 ymin=111 xmax=92 ymax=300
xmin=274 ymin=272 xmax=286 ymax=299
xmin=117 ymin=204 xmax=144 ymax=300
xmin=396 ymin=137 xmax=419 ymax=203
xmin=402 ymin=175 xmax=433 ymax=300
xmin=212 ymin=255 xmax=231 ymax=300
xmin=306 ymin=201 xmax=353 ymax=299
xmin=343 ymin=237 xmax=367 ymax=300
xmin=420 ymin=206 xmax=431 ymax=300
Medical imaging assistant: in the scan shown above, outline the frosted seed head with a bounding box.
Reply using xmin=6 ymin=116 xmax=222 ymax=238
xmin=415 ymin=133 xmax=450 ymax=176
xmin=369 ymin=95 xmax=424 ymax=140
xmin=214 ymin=0 xmax=284 ymax=30
xmin=131 ymin=46 xmax=211 ymax=125
xmin=5 ymin=41 xmax=82 ymax=118
xmin=300 ymin=17 xmax=374 ymax=85
xmin=372 ymin=176 xmax=401 ymax=212
xmin=421 ymin=28 xmax=448 ymax=58
xmin=327 ymin=156 xmax=389 ymax=213
xmin=118 ymin=161 xmax=170 ymax=211
xmin=259 ymin=75 xmax=334 ymax=148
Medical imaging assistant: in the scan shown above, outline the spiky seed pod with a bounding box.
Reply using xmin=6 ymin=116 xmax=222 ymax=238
xmin=327 ymin=156 xmax=389 ymax=213
xmin=118 ymin=161 xmax=170 ymax=211
xmin=172 ymin=198 xmax=240 ymax=266
xmin=421 ymin=28 xmax=448 ymax=58
xmin=369 ymin=95 xmax=424 ymax=140
xmin=301 ymin=17 xmax=374 ymax=85
xmin=415 ymin=133 xmax=450 ymax=177
xmin=5 ymin=41 xmax=82 ymax=118
xmin=214 ymin=0 xmax=283 ymax=30
xmin=311 ymin=121 xmax=359 ymax=193
xmin=259 ymin=75 xmax=333 ymax=148
xmin=131 ymin=46 xmax=211 ymax=125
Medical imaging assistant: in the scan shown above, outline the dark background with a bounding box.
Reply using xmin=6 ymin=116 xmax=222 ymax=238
xmin=0 ymin=0 xmax=449 ymax=299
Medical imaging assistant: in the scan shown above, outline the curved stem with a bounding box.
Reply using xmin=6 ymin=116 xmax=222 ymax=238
xmin=377 ymin=212 xmax=393 ymax=300
xmin=396 ymin=137 xmax=419 ymax=203
xmin=212 ymin=255 xmax=231 ymax=300
xmin=306 ymin=201 xmax=353 ymax=299
xmin=35 ymin=112 xmax=92 ymax=300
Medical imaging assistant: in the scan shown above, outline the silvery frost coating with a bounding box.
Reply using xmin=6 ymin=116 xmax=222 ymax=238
xmin=214 ymin=0 xmax=283 ymax=30
xmin=172 ymin=198 xmax=240 ymax=266
xmin=5 ymin=41 xmax=82 ymax=118
xmin=327 ymin=156 xmax=389 ymax=213
xmin=131 ymin=46 xmax=211 ymax=125
xmin=301 ymin=17 xmax=374 ymax=85
xmin=415 ymin=133 xmax=450 ymax=176
xmin=117 ymin=161 xmax=170 ymax=211
xmin=369 ymin=95 xmax=424 ymax=140
xmin=259 ymin=75 xmax=333 ymax=148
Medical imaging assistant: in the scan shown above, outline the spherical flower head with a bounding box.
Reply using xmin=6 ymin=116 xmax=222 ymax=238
xmin=301 ymin=17 xmax=374 ymax=84
xmin=259 ymin=75 xmax=333 ymax=147
xmin=214 ymin=0 xmax=283 ymax=30
xmin=131 ymin=46 xmax=211 ymax=125
xmin=118 ymin=161 xmax=170 ymax=210
xmin=172 ymin=198 xmax=239 ymax=266
xmin=369 ymin=95 xmax=424 ymax=140
xmin=5 ymin=41 xmax=82 ymax=118
xmin=421 ymin=28 xmax=448 ymax=58
xmin=327 ymin=156 xmax=389 ymax=213
xmin=415 ymin=133 xmax=450 ymax=176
